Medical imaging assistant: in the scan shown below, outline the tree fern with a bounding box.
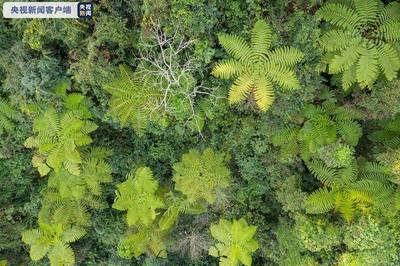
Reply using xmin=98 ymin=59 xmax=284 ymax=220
xmin=172 ymin=148 xmax=230 ymax=204
xmin=118 ymin=224 xmax=167 ymax=259
xmin=305 ymin=159 xmax=394 ymax=221
xmin=274 ymin=100 xmax=362 ymax=163
xmin=113 ymin=149 xmax=232 ymax=259
xmin=24 ymin=106 xmax=97 ymax=176
xmin=22 ymin=223 xmax=85 ymax=266
xmin=104 ymin=65 xmax=164 ymax=134
xmin=317 ymin=0 xmax=400 ymax=89
xmin=112 ymin=167 xmax=164 ymax=227
xmin=213 ymin=19 xmax=303 ymax=111
xmin=209 ymin=218 xmax=259 ymax=266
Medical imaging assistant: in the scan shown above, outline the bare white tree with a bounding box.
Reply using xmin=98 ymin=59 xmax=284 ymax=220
xmin=135 ymin=22 xmax=223 ymax=133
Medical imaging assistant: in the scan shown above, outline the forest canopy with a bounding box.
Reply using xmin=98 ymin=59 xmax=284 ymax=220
xmin=1 ymin=0 xmax=400 ymax=265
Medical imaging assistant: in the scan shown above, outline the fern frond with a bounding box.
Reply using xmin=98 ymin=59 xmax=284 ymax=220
xmin=305 ymin=187 xmax=336 ymax=214
xmin=335 ymin=193 xmax=355 ymax=222
xmin=378 ymin=21 xmax=400 ymax=42
xmin=379 ymin=2 xmax=400 ymax=22
xmin=228 ymin=73 xmax=254 ymax=104
xmin=47 ymin=244 xmax=75 ymax=266
xmin=319 ymin=30 xmax=359 ymax=52
xmin=61 ymin=226 xmax=86 ymax=244
xmin=0 ymin=98 xmax=18 ymax=134
xmin=272 ymin=127 xmax=300 ymax=146
xmin=265 ymin=63 xmax=300 ymax=89
xmin=218 ymin=34 xmax=254 ymax=62
xmin=359 ymin=161 xmax=392 ymax=183
xmin=316 ymin=3 xmax=360 ymax=30
xmin=266 ymin=47 xmax=304 ymax=67
xmin=212 ymin=59 xmax=244 ymax=79
xmin=251 ymin=20 xmax=272 ymax=56
xmin=350 ymin=180 xmax=393 ymax=207
xmin=307 ymin=160 xmax=337 ymax=186
xmin=342 ymin=65 xmax=357 ymax=90
xmin=336 ymin=159 xmax=358 ymax=185
xmin=337 ymin=120 xmax=362 ymax=146
xmin=353 ymin=0 xmax=378 ymax=25
xmin=356 ymin=46 xmax=379 ymax=88
xmin=329 ymin=42 xmax=362 ymax=74
xmin=254 ymin=76 xmax=274 ymax=112
xmin=377 ymin=43 xmax=400 ymax=81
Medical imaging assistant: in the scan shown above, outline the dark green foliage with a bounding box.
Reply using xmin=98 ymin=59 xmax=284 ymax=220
xmin=3 ymin=0 xmax=400 ymax=265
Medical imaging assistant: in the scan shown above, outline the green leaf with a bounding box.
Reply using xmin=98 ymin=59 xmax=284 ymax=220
xmin=159 ymin=206 xmax=180 ymax=231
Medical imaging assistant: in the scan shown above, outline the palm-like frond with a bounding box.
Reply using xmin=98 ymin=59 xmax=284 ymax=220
xmin=307 ymin=160 xmax=337 ymax=186
xmin=254 ymin=75 xmax=274 ymax=112
xmin=356 ymin=46 xmax=379 ymax=88
xmin=228 ymin=73 xmax=254 ymax=104
xmin=212 ymin=59 xmax=244 ymax=79
xmin=353 ymin=0 xmax=378 ymax=25
xmin=218 ymin=34 xmax=254 ymax=62
xmin=337 ymin=120 xmax=362 ymax=146
xmin=305 ymin=187 xmax=336 ymax=214
xmin=266 ymin=47 xmax=304 ymax=67
xmin=329 ymin=41 xmax=361 ymax=74
xmin=316 ymin=3 xmax=360 ymax=30
xmin=377 ymin=43 xmax=400 ymax=80
xmin=251 ymin=20 xmax=272 ymax=56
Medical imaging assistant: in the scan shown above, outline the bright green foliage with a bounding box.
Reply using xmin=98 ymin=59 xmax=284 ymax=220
xmin=113 ymin=167 xmax=164 ymax=227
xmin=21 ymin=87 xmax=112 ymax=265
xmin=213 ymin=19 xmax=303 ymax=111
xmin=209 ymin=218 xmax=259 ymax=266
xmin=339 ymin=216 xmax=400 ymax=266
xmin=317 ymin=1 xmax=400 ymax=89
xmin=113 ymin=155 xmax=231 ymax=259
xmin=172 ymin=148 xmax=230 ymax=204
xmin=21 ymin=223 xmax=85 ymax=266
xmin=305 ymin=159 xmax=394 ymax=221
xmin=0 ymin=98 xmax=18 ymax=135
xmin=39 ymin=148 xmax=113 ymax=226
xmin=295 ymin=215 xmax=341 ymax=253
xmin=24 ymin=100 xmax=97 ymax=176
xmin=273 ymin=99 xmax=362 ymax=163
xmin=104 ymin=65 xmax=164 ymax=133
xmin=22 ymin=148 xmax=113 ymax=265
xmin=118 ymin=225 xmax=167 ymax=259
